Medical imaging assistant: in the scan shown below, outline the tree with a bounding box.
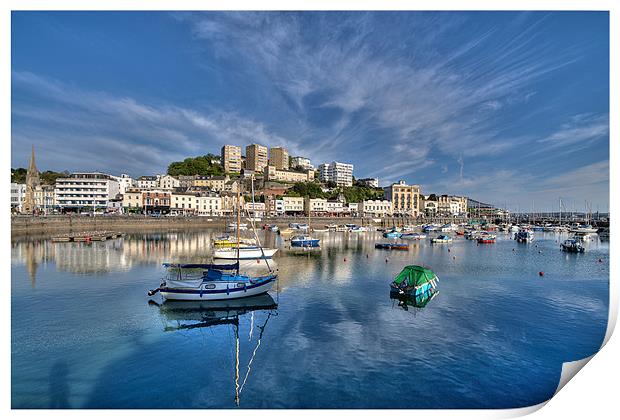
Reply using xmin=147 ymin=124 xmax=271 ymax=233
xmin=167 ymin=154 xmax=224 ymax=177
xmin=11 ymin=168 xmax=27 ymax=183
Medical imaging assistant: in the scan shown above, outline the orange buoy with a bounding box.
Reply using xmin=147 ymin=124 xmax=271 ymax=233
xmin=257 ymin=259 xmax=260 ymax=263
xmin=539 ymin=271 xmax=544 ymax=277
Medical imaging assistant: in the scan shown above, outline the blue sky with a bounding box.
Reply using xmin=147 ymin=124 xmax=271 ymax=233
xmin=11 ymin=11 xmax=609 ymax=211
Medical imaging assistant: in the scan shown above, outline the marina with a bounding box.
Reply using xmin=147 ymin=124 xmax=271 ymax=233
xmin=11 ymin=227 xmax=608 ymax=408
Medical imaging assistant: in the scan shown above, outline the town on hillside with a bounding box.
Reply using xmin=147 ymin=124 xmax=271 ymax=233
xmin=11 ymin=143 xmax=497 ymax=220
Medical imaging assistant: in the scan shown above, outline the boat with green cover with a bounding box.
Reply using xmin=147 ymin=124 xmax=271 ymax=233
xmin=390 ymin=265 xmax=439 ymax=297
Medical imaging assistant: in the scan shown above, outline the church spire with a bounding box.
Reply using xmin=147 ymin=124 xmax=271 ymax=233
xmin=28 ymin=144 xmax=38 ymax=174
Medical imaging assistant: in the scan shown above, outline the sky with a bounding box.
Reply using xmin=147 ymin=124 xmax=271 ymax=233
xmin=11 ymin=11 xmax=609 ymax=212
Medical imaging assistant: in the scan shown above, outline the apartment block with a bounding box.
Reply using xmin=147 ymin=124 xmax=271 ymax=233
xmin=318 ymin=162 xmax=354 ymax=187
xmin=245 ymin=144 xmax=268 ymax=172
xmin=269 ymin=147 xmax=289 ymax=170
xmin=221 ymin=145 xmax=242 ymax=173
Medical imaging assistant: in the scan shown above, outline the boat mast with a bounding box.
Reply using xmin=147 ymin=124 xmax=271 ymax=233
xmin=236 ymin=184 xmax=241 ymax=273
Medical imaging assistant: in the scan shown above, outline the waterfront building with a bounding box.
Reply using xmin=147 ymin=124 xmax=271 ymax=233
xmin=220 ymin=192 xmax=244 ymax=216
xmin=158 ymin=174 xmax=180 ymax=190
xmin=421 ymin=195 xmax=438 ymax=217
xmin=196 ymin=194 xmax=222 ymax=216
xmin=107 ymin=196 xmax=123 ymax=214
xmin=245 ymin=144 xmax=269 ymax=172
xmin=122 ymin=188 xmax=144 ymax=212
xmin=136 ymin=176 xmax=159 ymax=190
xmin=55 ymin=173 xmax=120 ymax=212
xmin=245 ymin=202 xmax=266 ymax=218
xmin=23 ymin=145 xmax=41 ymax=214
xmin=358 ymin=177 xmax=379 ymax=188
xmin=362 ymin=199 xmax=393 ymax=217
xmin=383 ymin=180 xmax=421 ymax=217
xmin=291 ymin=156 xmax=314 ymax=171
xmin=221 ymin=145 xmax=242 ymax=173
xmin=34 ymin=185 xmax=56 ymax=214
xmin=269 ymin=147 xmax=289 ymax=170
xmin=325 ymin=200 xmax=344 ymax=215
xmin=11 ymin=183 xmax=26 ymax=213
xmin=305 ymin=198 xmax=328 ymax=216
xmin=264 ymin=165 xmax=315 ymax=183
xmin=194 ymin=175 xmax=228 ymax=191
xmin=266 ymin=197 xmax=285 ymax=216
xmin=170 ymin=192 xmax=199 ymax=215
xmin=112 ymin=174 xmax=135 ymax=194
xmin=346 ymin=202 xmax=360 ymax=217
xmin=283 ymin=196 xmax=305 ymax=215
xmin=318 ymin=162 xmax=354 ymax=187
xmin=437 ymin=195 xmax=468 ymax=217
xmin=143 ymin=190 xmax=171 ymax=214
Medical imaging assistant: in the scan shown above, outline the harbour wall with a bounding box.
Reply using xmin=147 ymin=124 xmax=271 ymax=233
xmin=11 ymin=215 xmax=420 ymax=238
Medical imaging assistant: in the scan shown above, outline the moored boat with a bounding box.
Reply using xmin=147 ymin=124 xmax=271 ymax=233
xmin=213 ymin=247 xmax=278 ymax=260
xmin=401 ymin=232 xmax=426 ymax=240
xmin=560 ymin=238 xmax=585 ymax=253
xmin=375 ymin=243 xmax=409 ymax=250
xmin=431 ymin=235 xmax=452 ymax=244
xmin=514 ymin=229 xmax=534 ymax=243
xmin=390 ymin=265 xmax=439 ymax=298
xmin=290 ymin=235 xmax=320 ymax=247
xmin=477 ymin=233 xmax=496 ymax=244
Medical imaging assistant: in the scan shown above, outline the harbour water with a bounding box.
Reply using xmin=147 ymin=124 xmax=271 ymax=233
xmin=11 ymin=229 xmax=609 ymax=408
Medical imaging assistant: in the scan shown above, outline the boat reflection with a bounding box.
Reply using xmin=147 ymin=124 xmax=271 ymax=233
xmin=390 ymin=289 xmax=438 ymax=311
xmin=149 ymin=294 xmax=278 ymax=406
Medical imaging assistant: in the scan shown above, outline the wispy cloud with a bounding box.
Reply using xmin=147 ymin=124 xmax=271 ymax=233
xmin=12 ymin=71 xmax=297 ymax=175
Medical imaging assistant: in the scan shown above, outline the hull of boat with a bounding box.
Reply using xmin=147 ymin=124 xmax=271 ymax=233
xmin=160 ymin=275 xmax=277 ymax=301
xmin=383 ymin=232 xmax=402 ymax=238
xmin=213 ymin=248 xmax=278 ymax=259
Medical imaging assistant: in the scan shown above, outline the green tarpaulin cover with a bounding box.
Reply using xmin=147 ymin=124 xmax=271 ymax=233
xmin=393 ymin=265 xmax=437 ymax=288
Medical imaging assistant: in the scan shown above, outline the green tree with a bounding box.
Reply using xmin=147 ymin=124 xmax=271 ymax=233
xmin=11 ymin=168 xmax=27 ymax=183
xmin=167 ymin=154 xmax=224 ymax=177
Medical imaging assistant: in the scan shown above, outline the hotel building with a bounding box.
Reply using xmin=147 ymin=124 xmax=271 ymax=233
xmin=55 ymin=173 xmax=120 ymax=211
xmin=383 ymin=180 xmax=421 ymax=217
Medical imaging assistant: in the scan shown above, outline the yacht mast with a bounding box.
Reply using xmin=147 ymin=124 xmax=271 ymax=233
xmin=236 ymin=185 xmax=241 ymax=273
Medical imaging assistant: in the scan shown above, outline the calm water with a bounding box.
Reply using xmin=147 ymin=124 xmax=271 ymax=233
xmin=11 ymin=229 xmax=609 ymax=408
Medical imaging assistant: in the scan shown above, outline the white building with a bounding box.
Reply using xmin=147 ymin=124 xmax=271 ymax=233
xmin=113 ymin=174 xmax=135 ymax=194
xmin=11 ymin=183 xmax=26 ymax=212
xmin=170 ymin=192 xmax=199 ymax=215
xmin=291 ymin=156 xmax=314 ymax=170
xmin=358 ymin=177 xmax=379 ymax=188
xmin=305 ymin=198 xmax=327 ymax=215
xmin=158 ymin=174 xmax=180 ymax=190
xmin=245 ymin=202 xmax=266 ymax=217
xmin=55 ymin=173 xmax=120 ymax=211
xmin=362 ymin=199 xmax=393 ymax=217
xmin=283 ymin=196 xmax=305 ymax=214
xmin=136 ymin=176 xmax=159 ymax=190
xmin=325 ymin=200 xmax=344 ymax=214
xmin=318 ymin=162 xmax=353 ymax=187
xmin=196 ymin=194 xmax=223 ymax=216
